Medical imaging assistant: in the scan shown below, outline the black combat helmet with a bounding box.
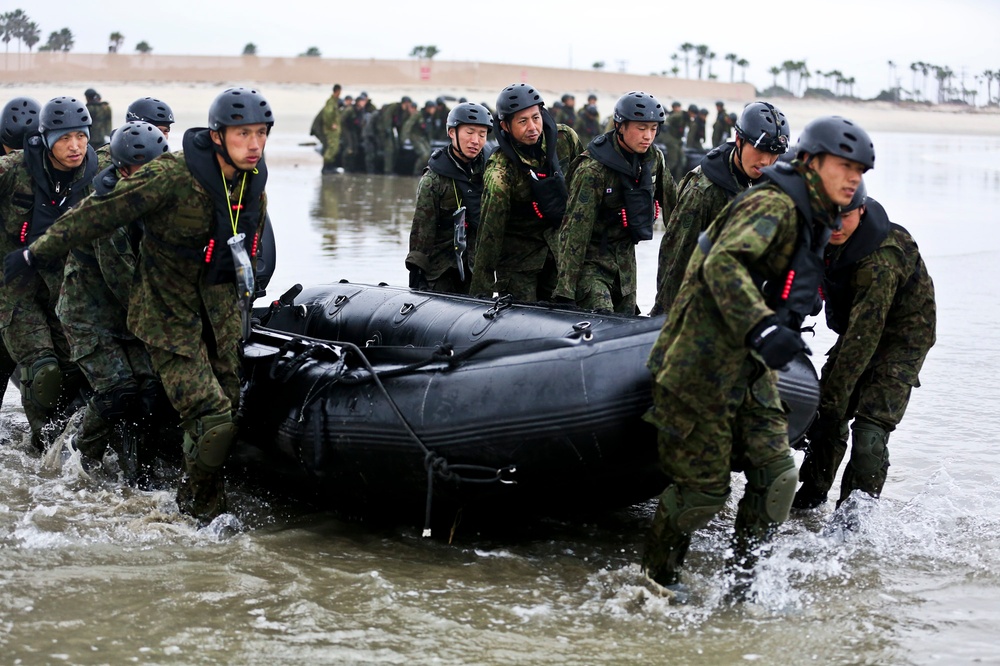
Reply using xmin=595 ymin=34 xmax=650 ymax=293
xmin=795 ymin=115 xmax=875 ymax=169
xmin=0 ymin=96 xmax=41 ymax=150
xmin=126 ymin=97 xmax=175 ymax=126
xmin=734 ymin=101 xmax=790 ymax=154
xmin=39 ymin=96 xmax=92 ymax=133
xmin=495 ymin=83 xmax=543 ymax=122
xmin=446 ymin=103 xmax=493 ymax=130
xmin=842 ymin=179 xmax=868 ymax=213
xmin=110 ymin=121 xmax=168 ymax=169
xmin=208 ymin=87 xmax=274 ymax=131
xmin=613 ymin=91 xmax=666 ymax=124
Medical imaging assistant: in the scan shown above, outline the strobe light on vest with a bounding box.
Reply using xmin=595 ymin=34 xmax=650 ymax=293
xmin=781 ymin=270 xmax=795 ymax=301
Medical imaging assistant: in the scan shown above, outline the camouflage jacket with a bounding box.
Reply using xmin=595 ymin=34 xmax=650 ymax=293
xmin=87 ymin=101 xmax=113 ymax=146
xmin=553 ymin=133 xmax=672 ymax=300
xmin=664 ymin=110 xmax=688 ymax=140
xmin=405 ymin=147 xmax=486 ymax=281
xmin=401 ymin=110 xmax=434 ymax=144
xmin=468 ymin=123 xmax=584 ymax=295
xmin=0 ymin=137 xmax=106 ymax=331
xmin=819 ymin=206 xmax=936 ymax=420
xmin=654 ymin=143 xmax=751 ymax=314
xmin=647 ymin=162 xmax=839 ymax=416
xmin=30 ymin=150 xmax=267 ymax=359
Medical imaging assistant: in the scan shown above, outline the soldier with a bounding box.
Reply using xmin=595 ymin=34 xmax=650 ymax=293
xmin=401 ymin=100 xmax=438 ymax=176
xmin=555 ymin=93 xmax=576 ymax=128
xmin=468 ymin=83 xmax=584 ymax=301
xmin=431 ymin=96 xmax=451 ymax=142
xmin=662 ymin=101 xmax=688 ymax=183
xmin=0 ymin=96 xmax=42 ymax=403
xmin=84 ymin=88 xmax=112 ymax=148
xmin=340 ymin=92 xmax=371 ymax=173
xmin=640 ymin=116 xmax=875 ymax=600
xmin=5 ymin=87 xmax=274 ymax=522
xmin=711 ymin=100 xmax=731 ymax=147
xmin=405 ymin=103 xmax=492 ymax=294
xmin=793 ymin=182 xmax=936 ymax=510
xmin=311 ymin=83 xmax=342 ymax=174
xmin=0 ymin=96 xmax=103 ymax=448
xmin=652 ymin=101 xmax=790 ymax=315
xmin=379 ymin=95 xmax=416 ymax=175
xmin=553 ymin=92 xmax=675 ymax=313
xmin=574 ymin=103 xmax=603 ymax=148
xmin=55 ymin=121 xmax=170 ymax=469
xmin=686 ymin=108 xmax=707 ymax=150
xmin=125 ymin=97 xmax=175 ymax=139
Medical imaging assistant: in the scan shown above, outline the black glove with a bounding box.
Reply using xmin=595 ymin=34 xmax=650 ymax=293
xmin=408 ymin=268 xmax=429 ymax=291
xmin=3 ymin=248 xmax=35 ymax=284
xmin=747 ymin=316 xmax=807 ymax=369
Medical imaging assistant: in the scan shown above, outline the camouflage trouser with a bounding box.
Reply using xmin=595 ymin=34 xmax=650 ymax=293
xmin=662 ymin=136 xmax=685 ymax=183
xmin=0 ymin=338 xmax=15 ymax=403
xmin=496 ymin=255 xmax=558 ymax=303
xmin=147 ymin=343 xmax=239 ymax=427
xmin=322 ymin=129 xmax=342 ymax=165
xmin=642 ymin=362 xmax=792 ymax=580
xmin=574 ymin=268 xmax=635 ymax=315
xmin=1 ymin=288 xmax=83 ymax=444
xmin=428 ymin=267 xmax=471 ymax=296
xmin=799 ymin=365 xmax=914 ymax=504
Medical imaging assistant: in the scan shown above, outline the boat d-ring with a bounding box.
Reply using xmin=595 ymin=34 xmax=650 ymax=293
xmin=499 ymin=465 xmax=517 ymax=484
xmin=294 ymin=304 xmax=308 ymax=319
xmin=571 ymin=321 xmax=594 ymax=341
xmin=399 ymin=302 xmax=415 ymax=315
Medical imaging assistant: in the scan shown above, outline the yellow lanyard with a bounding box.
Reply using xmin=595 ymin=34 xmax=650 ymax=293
xmin=220 ymin=166 xmax=248 ymax=236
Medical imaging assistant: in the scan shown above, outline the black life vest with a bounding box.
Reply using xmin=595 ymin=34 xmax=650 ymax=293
xmin=495 ymin=108 xmax=568 ymax=226
xmin=699 ymin=142 xmax=747 ymax=197
xmin=755 ymin=161 xmax=830 ymax=330
xmin=427 ymin=146 xmax=485 ymax=232
xmin=587 ymin=132 xmax=657 ymax=243
xmin=822 ymin=198 xmax=891 ymax=334
xmin=182 ymin=128 xmax=268 ymax=285
xmin=21 ymin=134 xmax=99 ymax=244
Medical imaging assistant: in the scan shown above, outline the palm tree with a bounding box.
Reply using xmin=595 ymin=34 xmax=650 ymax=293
xmin=845 ymin=76 xmax=856 ymax=98
xmin=135 ymin=40 xmax=152 ymax=54
xmin=243 ymin=43 xmax=257 ymax=56
xmin=768 ymin=66 xmax=780 ymax=89
xmin=706 ymin=51 xmax=717 ymax=80
xmin=670 ymin=53 xmax=679 ymax=77
xmin=984 ymin=70 xmax=996 ymax=106
xmin=299 ymin=46 xmax=320 ymax=57
xmin=41 ymin=28 xmax=74 ymax=52
xmin=737 ymin=58 xmax=749 ymax=82
xmin=910 ymin=62 xmax=921 ymax=101
xmin=108 ymin=31 xmax=124 ymax=53
xmin=22 ymin=20 xmax=38 ymax=51
xmin=725 ymin=53 xmax=738 ymax=82
xmin=800 ymin=68 xmax=811 ymax=95
xmin=780 ymin=60 xmax=798 ymax=92
xmin=695 ymin=44 xmax=709 ymax=79
xmin=678 ymin=42 xmax=694 ymax=78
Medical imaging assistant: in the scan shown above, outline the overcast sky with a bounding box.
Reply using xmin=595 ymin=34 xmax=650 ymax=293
xmin=9 ymin=0 xmax=999 ymax=100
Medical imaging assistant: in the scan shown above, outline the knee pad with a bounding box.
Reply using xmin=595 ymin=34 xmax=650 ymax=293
xmin=19 ymin=357 xmax=62 ymax=411
xmin=182 ymin=413 xmax=237 ymax=473
xmin=745 ymin=455 xmax=798 ymax=523
xmin=90 ymin=381 xmax=139 ymax=423
xmin=850 ymin=423 xmax=889 ymax=475
xmin=659 ymin=485 xmax=730 ymax=533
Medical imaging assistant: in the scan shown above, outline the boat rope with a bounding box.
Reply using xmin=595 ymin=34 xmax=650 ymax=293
xmin=258 ymin=327 xmax=516 ymax=537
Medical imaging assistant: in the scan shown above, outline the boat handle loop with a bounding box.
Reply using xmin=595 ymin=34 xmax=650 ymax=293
xmin=483 ymin=294 xmax=514 ymax=320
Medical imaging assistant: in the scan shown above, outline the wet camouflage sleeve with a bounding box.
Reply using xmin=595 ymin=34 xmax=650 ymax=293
xmin=819 ymin=229 xmax=937 ymax=419
xmin=654 ymin=168 xmax=732 ymax=313
xmin=553 ymin=156 xmax=605 ymax=300
xmin=95 ymin=227 xmax=139 ymax=310
xmin=468 ymin=153 xmax=513 ymax=295
xmin=406 ymin=169 xmax=461 ymax=279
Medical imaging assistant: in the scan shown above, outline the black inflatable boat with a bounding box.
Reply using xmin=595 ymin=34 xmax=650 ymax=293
xmin=233 ymin=282 xmax=820 ymax=531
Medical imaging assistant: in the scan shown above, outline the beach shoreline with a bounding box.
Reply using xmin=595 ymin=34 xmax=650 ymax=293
xmin=4 ymin=79 xmax=999 ymax=139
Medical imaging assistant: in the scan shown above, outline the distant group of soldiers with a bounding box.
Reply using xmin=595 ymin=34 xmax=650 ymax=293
xmin=404 ymin=82 xmax=936 ymax=602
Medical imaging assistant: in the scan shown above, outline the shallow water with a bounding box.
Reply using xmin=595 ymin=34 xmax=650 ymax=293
xmin=2 ymin=131 xmax=1000 ymax=664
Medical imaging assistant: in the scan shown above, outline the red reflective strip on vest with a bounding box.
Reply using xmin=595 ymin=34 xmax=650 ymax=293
xmin=621 ymin=208 xmax=628 ymax=228
xmin=250 ymin=232 xmax=258 ymax=258
xmin=532 ymin=202 xmax=544 ymax=219
xmin=781 ymin=270 xmax=795 ymax=300
xmin=20 ymin=221 xmax=29 ymax=245
xmin=204 ymin=238 xmax=215 ymax=263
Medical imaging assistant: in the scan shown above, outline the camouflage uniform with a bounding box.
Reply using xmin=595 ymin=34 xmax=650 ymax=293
xmin=314 ymin=93 xmax=342 ymax=168
xmin=0 ymin=135 xmax=104 ymax=444
xmin=796 ymin=201 xmax=936 ymax=508
xmin=662 ymin=109 xmax=689 ymax=183
xmin=405 ymin=146 xmax=487 ymax=294
xmin=642 ymin=161 xmax=840 ymax=586
xmin=469 ymin=118 xmax=584 ymax=301
xmin=553 ymin=131 xmax=675 ymax=313
xmin=28 ymin=132 xmax=267 ymax=520
xmin=712 ymin=105 xmax=730 ymax=147
xmin=686 ymin=114 xmax=706 ymax=150
xmin=86 ymin=100 xmax=113 ymax=148
xmin=340 ymin=101 xmax=370 ymax=173
xmin=56 ymin=164 xmax=163 ymax=460
xmin=401 ymin=108 xmax=436 ymax=176
xmin=379 ymin=101 xmax=411 ymax=175
xmin=652 ymin=143 xmax=751 ymax=315
xmin=574 ymin=106 xmax=603 ymax=148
